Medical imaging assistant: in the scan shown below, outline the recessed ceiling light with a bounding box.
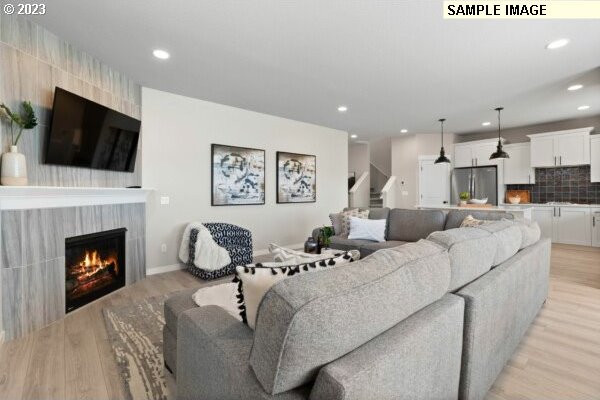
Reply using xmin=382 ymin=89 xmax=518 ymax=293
xmin=482 ymin=122 xmax=491 ymax=126
xmin=337 ymin=105 xmax=348 ymax=112
xmin=350 ymin=134 xmax=357 ymax=139
xmin=577 ymin=105 xmax=590 ymax=111
xmin=153 ymin=49 xmax=170 ymax=59
xmin=545 ymin=39 xmax=569 ymax=50
xmin=400 ymin=129 xmax=408 ymax=133
xmin=567 ymin=84 xmax=583 ymax=91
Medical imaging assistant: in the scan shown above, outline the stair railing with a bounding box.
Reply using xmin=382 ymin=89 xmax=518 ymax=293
xmin=380 ymin=176 xmax=397 ymax=208
xmin=349 ymin=171 xmax=370 ymax=208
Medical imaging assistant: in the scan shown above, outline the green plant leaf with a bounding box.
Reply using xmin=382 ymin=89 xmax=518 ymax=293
xmin=20 ymin=101 xmax=38 ymax=129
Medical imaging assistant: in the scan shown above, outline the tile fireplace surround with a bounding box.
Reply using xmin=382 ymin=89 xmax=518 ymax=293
xmin=0 ymin=187 xmax=150 ymax=340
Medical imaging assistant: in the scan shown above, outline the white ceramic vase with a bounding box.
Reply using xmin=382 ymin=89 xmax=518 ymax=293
xmin=1 ymin=145 xmax=27 ymax=186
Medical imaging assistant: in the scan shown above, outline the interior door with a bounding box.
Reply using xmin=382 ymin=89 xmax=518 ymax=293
xmin=555 ymin=207 xmax=591 ymax=245
xmin=419 ymin=158 xmax=450 ymax=206
xmin=557 ymin=133 xmax=589 ymax=166
xmin=530 ymin=136 xmax=555 ymax=167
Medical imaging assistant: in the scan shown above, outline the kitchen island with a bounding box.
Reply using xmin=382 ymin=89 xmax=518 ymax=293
xmin=415 ymin=204 xmax=533 ymax=221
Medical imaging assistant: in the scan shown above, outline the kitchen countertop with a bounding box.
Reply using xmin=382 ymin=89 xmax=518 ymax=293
xmin=416 ymin=204 xmax=534 ymax=211
xmin=500 ymin=203 xmax=600 ymax=208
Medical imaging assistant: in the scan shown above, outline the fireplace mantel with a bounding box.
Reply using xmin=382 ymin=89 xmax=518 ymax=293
xmin=0 ymin=186 xmax=154 ymax=210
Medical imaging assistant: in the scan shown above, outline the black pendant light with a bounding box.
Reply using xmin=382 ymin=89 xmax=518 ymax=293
xmin=434 ymin=118 xmax=450 ymax=164
xmin=489 ymin=107 xmax=509 ymax=160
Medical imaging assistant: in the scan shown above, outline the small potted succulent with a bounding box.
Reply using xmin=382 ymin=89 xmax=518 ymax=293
xmin=318 ymin=226 xmax=334 ymax=252
xmin=459 ymin=192 xmax=470 ymax=206
xmin=0 ymin=101 xmax=38 ymax=186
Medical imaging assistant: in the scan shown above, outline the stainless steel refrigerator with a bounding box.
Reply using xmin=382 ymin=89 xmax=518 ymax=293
xmin=451 ymin=166 xmax=498 ymax=205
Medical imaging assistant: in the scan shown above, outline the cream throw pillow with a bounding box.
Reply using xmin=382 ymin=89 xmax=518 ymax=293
xmin=234 ymin=250 xmax=360 ymax=329
xmin=340 ymin=209 xmax=369 ymax=237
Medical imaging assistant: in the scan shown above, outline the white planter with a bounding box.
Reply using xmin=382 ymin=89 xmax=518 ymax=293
xmin=1 ymin=145 xmax=27 ymax=186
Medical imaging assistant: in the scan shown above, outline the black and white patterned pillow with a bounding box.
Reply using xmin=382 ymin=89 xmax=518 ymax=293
xmin=232 ymin=250 xmax=360 ymax=329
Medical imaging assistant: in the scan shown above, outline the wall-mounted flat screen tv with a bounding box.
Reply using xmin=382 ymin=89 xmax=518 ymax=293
xmin=45 ymin=87 xmax=141 ymax=172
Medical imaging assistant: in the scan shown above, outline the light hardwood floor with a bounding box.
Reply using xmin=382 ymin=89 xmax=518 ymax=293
xmin=0 ymin=244 xmax=598 ymax=400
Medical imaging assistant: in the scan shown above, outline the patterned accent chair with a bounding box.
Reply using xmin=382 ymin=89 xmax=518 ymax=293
xmin=187 ymin=223 xmax=253 ymax=280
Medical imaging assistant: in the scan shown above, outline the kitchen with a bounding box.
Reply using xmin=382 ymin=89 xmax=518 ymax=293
xmin=417 ymin=126 xmax=600 ymax=247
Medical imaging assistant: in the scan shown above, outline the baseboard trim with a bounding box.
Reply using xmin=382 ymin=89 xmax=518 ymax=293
xmin=146 ymin=263 xmax=186 ymax=275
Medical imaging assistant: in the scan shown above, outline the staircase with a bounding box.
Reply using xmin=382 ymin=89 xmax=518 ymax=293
xmin=370 ymin=188 xmax=383 ymax=208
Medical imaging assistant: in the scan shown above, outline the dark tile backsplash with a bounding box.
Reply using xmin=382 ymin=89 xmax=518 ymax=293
xmin=506 ymin=166 xmax=600 ymax=204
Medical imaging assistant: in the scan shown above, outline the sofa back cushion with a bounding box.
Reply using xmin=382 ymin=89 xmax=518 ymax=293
xmin=474 ymin=220 xmax=522 ymax=266
xmin=343 ymin=207 xmax=390 ymax=221
xmin=388 ymin=209 xmax=446 ymax=242
xmin=249 ymin=240 xmax=451 ymax=395
xmin=444 ymin=210 xmax=513 ymax=230
xmin=427 ymin=228 xmax=497 ymax=291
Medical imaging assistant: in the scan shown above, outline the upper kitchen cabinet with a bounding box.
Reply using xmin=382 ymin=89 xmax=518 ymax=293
xmin=454 ymin=138 xmax=505 ymax=168
xmin=504 ymin=143 xmax=535 ymax=184
xmin=528 ymin=127 xmax=593 ymax=168
xmin=591 ymin=135 xmax=600 ymax=183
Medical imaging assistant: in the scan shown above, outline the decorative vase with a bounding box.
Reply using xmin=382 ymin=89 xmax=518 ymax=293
xmin=459 ymin=200 xmax=467 ymax=206
xmin=304 ymin=237 xmax=319 ymax=254
xmin=1 ymin=145 xmax=27 ymax=186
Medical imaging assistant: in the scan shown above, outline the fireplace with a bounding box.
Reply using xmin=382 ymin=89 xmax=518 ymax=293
xmin=65 ymin=228 xmax=127 ymax=312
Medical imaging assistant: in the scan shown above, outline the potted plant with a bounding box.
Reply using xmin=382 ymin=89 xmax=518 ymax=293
xmin=318 ymin=226 xmax=334 ymax=252
xmin=459 ymin=192 xmax=470 ymax=206
xmin=0 ymin=101 xmax=37 ymax=186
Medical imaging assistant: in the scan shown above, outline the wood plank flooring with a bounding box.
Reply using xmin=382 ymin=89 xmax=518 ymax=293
xmin=0 ymin=244 xmax=598 ymax=400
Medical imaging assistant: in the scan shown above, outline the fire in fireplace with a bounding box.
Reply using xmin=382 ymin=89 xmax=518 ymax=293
xmin=65 ymin=228 xmax=126 ymax=312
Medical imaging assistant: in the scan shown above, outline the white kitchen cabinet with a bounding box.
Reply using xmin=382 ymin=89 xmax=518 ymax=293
xmin=591 ymin=136 xmax=600 ymax=183
xmin=593 ymin=209 xmax=600 ymax=247
xmin=503 ymin=143 xmax=535 ymax=184
xmin=528 ymin=128 xmax=592 ymax=168
xmin=555 ymin=207 xmax=592 ymax=246
xmin=454 ymin=138 xmax=505 ymax=168
xmin=532 ymin=206 xmax=592 ymax=245
xmin=532 ymin=206 xmax=554 ymax=240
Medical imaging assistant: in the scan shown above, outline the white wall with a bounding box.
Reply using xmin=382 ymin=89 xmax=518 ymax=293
xmin=142 ymin=88 xmax=348 ymax=269
xmin=391 ymin=133 xmax=455 ymax=208
xmin=348 ymin=142 xmax=370 ymax=206
xmin=369 ymin=137 xmax=392 ymax=176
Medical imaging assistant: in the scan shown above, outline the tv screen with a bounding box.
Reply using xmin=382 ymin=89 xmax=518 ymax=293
xmin=45 ymin=87 xmax=141 ymax=172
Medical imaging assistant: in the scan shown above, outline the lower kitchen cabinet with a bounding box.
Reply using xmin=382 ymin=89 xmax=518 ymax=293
xmin=593 ymin=208 xmax=600 ymax=247
xmin=532 ymin=206 xmax=592 ymax=246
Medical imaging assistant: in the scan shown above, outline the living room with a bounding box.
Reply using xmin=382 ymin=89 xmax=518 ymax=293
xmin=0 ymin=2 xmax=599 ymax=400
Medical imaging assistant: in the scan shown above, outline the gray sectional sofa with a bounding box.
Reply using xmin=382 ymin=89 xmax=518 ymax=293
xmin=313 ymin=207 xmax=515 ymax=256
xmin=165 ymin=208 xmax=550 ymax=400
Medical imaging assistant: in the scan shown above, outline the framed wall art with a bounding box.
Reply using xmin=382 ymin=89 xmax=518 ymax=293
xmin=276 ymin=151 xmax=316 ymax=203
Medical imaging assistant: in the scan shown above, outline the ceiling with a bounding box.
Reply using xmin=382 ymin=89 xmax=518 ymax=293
xmin=33 ymin=1 xmax=600 ymax=139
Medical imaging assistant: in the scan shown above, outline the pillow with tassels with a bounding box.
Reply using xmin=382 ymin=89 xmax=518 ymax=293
xmin=232 ymin=250 xmax=360 ymax=329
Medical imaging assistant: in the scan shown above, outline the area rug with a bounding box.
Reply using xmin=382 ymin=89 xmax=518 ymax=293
xmin=103 ymin=295 xmax=169 ymax=400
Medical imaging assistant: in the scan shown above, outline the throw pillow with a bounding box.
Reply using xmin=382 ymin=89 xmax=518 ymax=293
xmin=348 ymin=217 xmax=386 ymax=242
xmin=268 ymin=243 xmax=332 ymax=264
xmin=340 ymin=209 xmax=369 ymax=237
xmin=329 ymin=212 xmax=344 ymax=235
xmin=233 ymin=250 xmax=361 ymax=329
xmin=192 ymin=282 xmax=242 ymax=321
xmin=460 ymin=215 xmax=495 ymax=228
xmin=507 ymin=219 xmax=541 ymax=249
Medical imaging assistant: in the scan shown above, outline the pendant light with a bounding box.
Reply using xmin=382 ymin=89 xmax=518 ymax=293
xmin=434 ymin=118 xmax=450 ymax=164
xmin=489 ymin=107 xmax=509 ymax=160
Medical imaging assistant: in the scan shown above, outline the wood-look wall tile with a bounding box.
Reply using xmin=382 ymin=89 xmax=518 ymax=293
xmin=67 ymin=43 xmax=82 ymax=78
xmin=36 ymin=26 xmax=68 ymax=70
xmin=1 ymin=210 xmax=23 ymax=268
xmin=43 ymin=257 xmax=65 ymax=325
xmin=132 ymin=83 xmax=141 ymax=106
xmin=111 ymin=69 xmax=121 ymax=97
xmin=100 ymin=63 xmax=112 ymax=92
xmin=0 ymin=15 xmax=37 ymax=56
xmin=17 ymin=122 xmax=38 ymax=185
xmin=22 ymin=207 xmax=73 ymax=266
xmin=99 ymin=204 xmax=122 ymax=232
xmin=1 ymin=266 xmax=24 ymax=340
xmin=22 ymin=262 xmax=44 ymax=334
xmin=123 ymin=203 xmax=145 ymax=240
xmin=75 ymin=205 xmax=102 ymax=236
xmin=126 ymin=237 xmax=145 ymax=285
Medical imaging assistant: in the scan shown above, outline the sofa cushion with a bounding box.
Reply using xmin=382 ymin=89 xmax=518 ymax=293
xmin=474 ymin=221 xmax=522 ymax=266
xmin=444 ymin=210 xmax=514 ymax=230
xmin=513 ymin=220 xmax=541 ymax=249
xmin=329 ymin=235 xmax=375 ymax=251
xmin=249 ymin=240 xmax=451 ymax=394
xmin=359 ymin=240 xmax=407 ymax=256
xmin=340 ymin=209 xmax=369 ymax=236
xmin=329 ymin=213 xmax=344 ymax=235
xmin=426 ymin=228 xmax=497 ymax=291
xmin=164 ymin=288 xmax=200 ymax=336
xmin=388 ymin=209 xmax=446 ymax=242
xmin=343 ymin=207 xmax=390 ymax=220
xmin=234 ymin=251 xmax=360 ymax=329
xmin=348 ymin=217 xmax=386 ymax=242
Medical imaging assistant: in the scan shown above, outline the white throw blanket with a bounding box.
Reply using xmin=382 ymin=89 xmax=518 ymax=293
xmin=179 ymin=223 xmax=231 ymax=271
xmin=192 ymin=283 xmax=242 ymax=321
